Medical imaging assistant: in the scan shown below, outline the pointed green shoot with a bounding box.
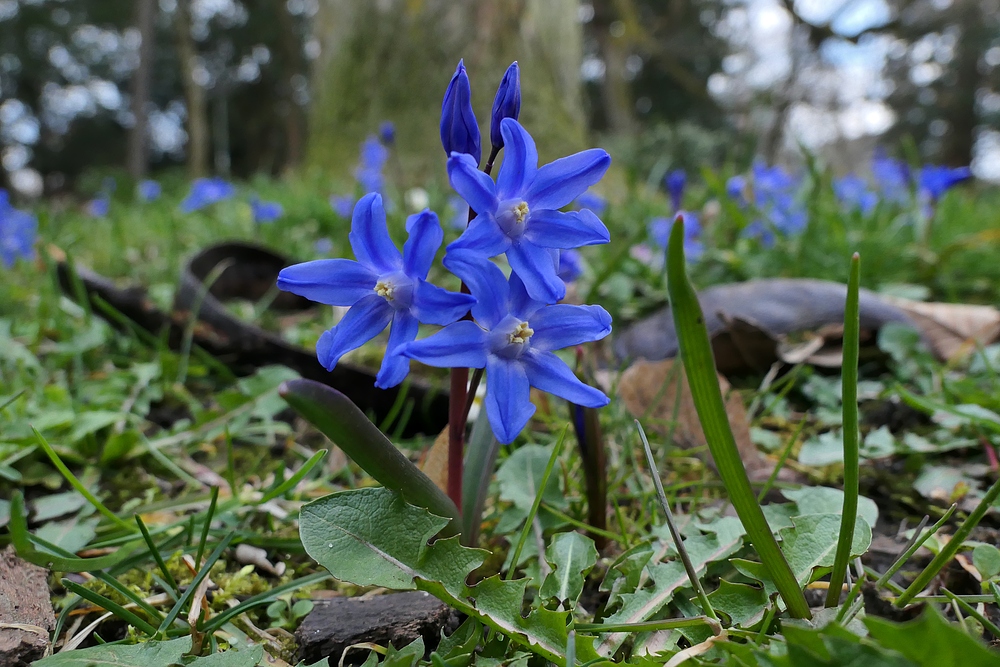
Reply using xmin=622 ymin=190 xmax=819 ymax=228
xmin=826 ymin=252 xmax=861 ymax=607
xmin=665 ymin=217 xmax=811 ymax=619
xmin=279 ymin=378 xmax=460 ymax=536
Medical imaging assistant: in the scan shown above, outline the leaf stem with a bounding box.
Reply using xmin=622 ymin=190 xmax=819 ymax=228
xmin=826 ymin=252 xmax=861 ymax=607
xmin=664 ymin=217 xmax=811 ymax=619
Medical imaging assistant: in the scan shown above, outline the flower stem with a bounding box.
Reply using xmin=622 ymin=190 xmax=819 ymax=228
xmin=446 ymin=150 xmax=499 ymax=509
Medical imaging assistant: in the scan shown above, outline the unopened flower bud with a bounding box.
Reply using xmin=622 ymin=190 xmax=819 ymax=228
xmin=490 ymin=62 xmax=521 ymax=151
xmin=440 ymin=60 xmax=481 ymax=165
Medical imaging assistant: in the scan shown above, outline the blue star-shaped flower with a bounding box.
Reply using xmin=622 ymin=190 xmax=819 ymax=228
xmin=446 ymin=118 xmax=611 ymax=304
xmin=276 ymin=193 xmax=475 ymax=388
xmin=918 ymin=165 xmax=972 ymax=201
xmin=834 ymin=174 xmax=878 ymax=215
xmin=180 ymin=177 xmax=235 ymax=213
xmin=251 ymin=197 xmax=283 ymax=224
xmin=0 ymin=190 xmax=37 ymax=268
xmin=399 ymin=257 xmax=611 ymax=444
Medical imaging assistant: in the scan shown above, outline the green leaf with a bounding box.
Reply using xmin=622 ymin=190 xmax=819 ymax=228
xmin=705 ymin=580 xmax=768 ymax=628
xmin=734 ymin=514 xmax=872 ymax=595
xmin=32 ymin=637 xmax=191 ymax=666
xmin=280 ymin=379 xmax=460 ymax=534
xmin=497 ymin=444 xmax=568 ymax=512
xmin=300 ymin=487 xmax=602 ymax=666
xmin=973 ymin=543 xmax=1000 ymax=580
xmin=184 ymin=646 xmax=264 ymax=666
xmin=865 ymin=605 xmax=1000 ymax=666
xmin=782 ymin=486 xmax=879 ymax=528
xmin=776 ymin=622 xmax=914 ymax=667
xmin=35 ymin=516 xmax=99 ymax=554
xmin=383 ymin=637 xmax=424 ymax=667
xmin=300 ymin=487 xmax=484 ymax=598
xmin=596 ymin=520 xmax=745 ymax=656
xmin=539 ymin=532 xmax=598 ymax=606
xmin=664 ymin=217 xmax=810 ymax=620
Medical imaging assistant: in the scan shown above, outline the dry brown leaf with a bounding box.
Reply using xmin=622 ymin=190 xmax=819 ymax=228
xmin=418 ymin=427 xmax=450 ymax=495
xmin=883 ymin=297 xmax=1000 ymax=361
xmin=619 ymin=359 xmax=780 ymax=482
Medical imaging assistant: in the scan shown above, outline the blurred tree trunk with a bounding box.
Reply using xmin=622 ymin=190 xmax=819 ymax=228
xmin=307 ymin=0 xmax=587 ymax=181
xmin=126 ymin=0 xmax=155 ymax=179
xmin=175 ymin=0 xmax=209 ymax=177
xmin=276 ymin=2 xmax=306 ymax=171
xmin=592 ymin=0 xmax=636 ymax=135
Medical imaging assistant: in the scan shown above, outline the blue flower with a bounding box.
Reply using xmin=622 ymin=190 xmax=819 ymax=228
xmin=399 ymin=258 xmax=610 ymax=443
xmin=314 ymin=237 xmax=333 ymax=254
xmin=86 ymin=195 xmax=110 ymax=218
xmin=180 ymin=177 xmax=235 ymax=213
xmin=0 ymin=190 xmax=37 ymax=267
xmin=871 ymin=151 xmax=910 ymax=202
xmin=665 ymin=169 xmax=686 ymax=212
xmin=834 ymin=174 xmax=878 ymax=215
xmin=355 ymin=135 xmax=389 ymax=193
xmin=447 ymin=195 xmax=469 ymax=230
xmin=490 ymin=62 xmax=521 ymax=151
xmin=726 ymin=175 xmax=747 ymax=204
xmin=750 ymin=163 xmax=807 ymax=235
xmin=276 ymin=193 xmax=475 ymax=389
xmin=251 ymin=197 xmax=283 ymax=224
xmin=742 ymin=220 xmax=775 ymax=247
xmin=378 ymin=121 xmax=396 ymax=146
xmin=574 ymin=189 xmax=607 ymax=215
xmin=330 ymin=195 xmax=355 ymax=218
xmin=649 ymin=213 xmax=703 ymax=261
xmin=918 ymin=165 xmax=971 ymax=201
xmin=446 ymin=118 xmax=611 ymax=304
xmin=558 ymin=249 xmax=583 ymax=284
xmin=138 ymin=180 xmax=161 ymax=202
xmin=440 ymin=59 xmax=481 ymax=165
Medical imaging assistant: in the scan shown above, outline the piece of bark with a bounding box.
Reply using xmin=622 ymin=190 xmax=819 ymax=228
xmin=619 ymin=358 xmax=792 ymax=482
xmin=295 ymin=591 xmax=458 ymax=665
xmin=0 ymin=546 xmax=54 ymax=666
xmin=615 ymin=278 xmax=923 ymax=371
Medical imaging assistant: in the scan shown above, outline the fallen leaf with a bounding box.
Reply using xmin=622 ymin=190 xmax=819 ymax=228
xmin=418 ymin=427 xmax=450 ymax=495
xmin=618 ymin=359 xmax=793 ymax=482
xmin=883 ymin=297 xmax=1000 ymax=361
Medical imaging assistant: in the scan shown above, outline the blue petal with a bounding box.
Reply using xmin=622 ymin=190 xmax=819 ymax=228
xmin=528 ymin=304 xmax=612 ymax=352
xmin=403 ymin=210 xmax=443 ymax=279
xmin=412 ymin=279 xmax=476 ymax=326
xmin=507 ymin=270 xmax=544 ymax=321
xmin=525 ymin=149 xmax=611 ymax=210
xmin=397 ymin=320 xmax=488 ymax=368
xmin=447 ymin=153 xmax=499 ymax=216
xmin=277 ymin=259 xmax=376 ymax=306
xmin=524 ymin=208 xmax=610 ymax=248
xmin=495 ymin=119 xmax=537 ymax=200
xmin=443 ymin=252 xmax=509 ymax=329
xmin=507 ymin=240 xmax=565 ymax=304
xmin=485 ymin=355 xmax=534 ymax=444
xmin=348 ymin=193 xmax=402 ymax=273
xmin=315 ymin=294 xmax=393 ymax=371
xmin=376 ymin=309 xmax=419 ymax=388
xmin=523 ymin=350 xmax=608 ymax=408
xmin=446 ymin=214 xmax=510 ymax=258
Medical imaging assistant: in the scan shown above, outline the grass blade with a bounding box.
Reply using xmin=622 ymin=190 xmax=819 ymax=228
xmin=61 ymin=579 xmax=159 ymax=637
xmin=259 ymin=449 xmax=328 ymax=503
xmin=826 ymin=252 xmax=861 ymax=607
xmin=896 ymin=478 xmax=1000 ymax=606
xmin=505 ymin=426 xmax=567 ymax=578
xmin=664 ymin=217 xmax=811 ymax=619
xmin=32 ymin=427 xmax=134 ymax=533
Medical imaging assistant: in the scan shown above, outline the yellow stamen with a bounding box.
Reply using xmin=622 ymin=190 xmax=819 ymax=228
xmin=508 ymin=321 xmax=534 ymax=345
xmin=375 ymin=280 xmax=395 ymax=300
xmin=513 ymin=201 xmax=529 ymax=224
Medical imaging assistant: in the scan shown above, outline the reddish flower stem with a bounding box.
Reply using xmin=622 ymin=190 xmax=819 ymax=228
xmin=446 ymin=148 xmax=499 ymax=509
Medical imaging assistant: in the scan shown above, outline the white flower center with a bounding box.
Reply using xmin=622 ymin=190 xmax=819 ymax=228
xmin=507 ymin=320 xmax=533 ymax=345
xmin=512 ymin=201 xmax=529 ymax=224
xmin=375 ymin=279 xmax=396 ymax=301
